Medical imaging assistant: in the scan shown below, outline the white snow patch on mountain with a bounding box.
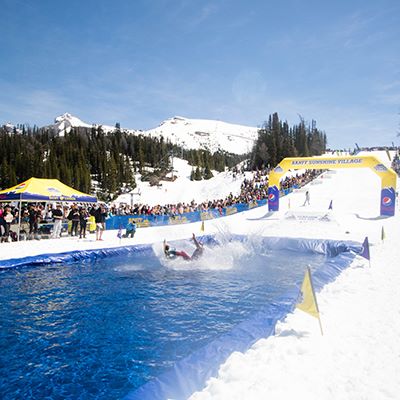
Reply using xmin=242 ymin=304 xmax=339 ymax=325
xmin=145 ymin=116 xmax=258 ymax=154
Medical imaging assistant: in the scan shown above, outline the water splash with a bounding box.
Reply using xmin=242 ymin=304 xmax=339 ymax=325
xmin=153 ymin=232 xmax=274 ymax=271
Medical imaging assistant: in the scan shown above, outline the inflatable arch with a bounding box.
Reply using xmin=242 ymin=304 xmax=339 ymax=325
xmin=267 ymin=155 xmax=397 ymax=216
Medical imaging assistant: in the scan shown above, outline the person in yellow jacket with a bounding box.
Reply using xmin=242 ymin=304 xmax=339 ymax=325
xmin=88 ymin=215 xmax=96 ymax=233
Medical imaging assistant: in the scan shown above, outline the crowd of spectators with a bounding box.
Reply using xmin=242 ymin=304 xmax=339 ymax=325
xmin=280 ymin=169 xmax=322 ymax=190
xmin=391 ymin=153 xmax=400 ymax=176
xmin=0 ymin=203 xmax=108 ymax=242
xmin=109 ymin=168 xmax=321 ymax=218
xmin=0 ymin=168 xmax=321 ymax=242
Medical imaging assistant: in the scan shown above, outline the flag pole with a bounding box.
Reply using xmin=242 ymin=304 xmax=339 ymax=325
xmin=317 ymin=315 xmax=324 ymax=336
xmin=297 ymin=266 xmax=324 ymax=336
xmin=17 ymin=198 xmax=22 ymax=242
xmin=307 ymin=267 xmax=324 ymax=336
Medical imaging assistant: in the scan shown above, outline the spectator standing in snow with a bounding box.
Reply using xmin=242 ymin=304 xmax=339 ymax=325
xmin=28 ymin=205 xmax=40 ymax=239
xmin=68 ymin=205 xmax=80 ymax=237
xmin=51 ymin=204 xmax=64 ymax=238
xmin=93 ymin=205 xmax=107 ymax=241
xmin=79 ymin=207 xmax=90 ymax=239
xmin=303 ymin=190 xmax=310 ymax=206
xmin=0 ymin=205 xmax=5 ymax=237
xmin=2 ymin=206 xmax=14 ymax=242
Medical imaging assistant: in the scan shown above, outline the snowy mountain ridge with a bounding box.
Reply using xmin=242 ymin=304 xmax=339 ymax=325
xmin=38 ymin=113 xmax=259 ymax=155
xmin=146 ymin=116 xmax=258 ymax=155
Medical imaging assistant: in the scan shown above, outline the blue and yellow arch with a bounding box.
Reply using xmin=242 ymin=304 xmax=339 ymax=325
xmin=267 ymin=155 xmax=397 ymax=216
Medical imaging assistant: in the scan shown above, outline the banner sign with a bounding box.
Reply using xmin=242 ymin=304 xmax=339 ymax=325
xmin=268 ymin=185 xmax=280 ymax=211
xmin=106 ymin=200 xmax=268 ymax=230
xmin=381 ymin=187 xmax=396 ymax=216
xmin=290 ymin=158 xmax=364 ymax=168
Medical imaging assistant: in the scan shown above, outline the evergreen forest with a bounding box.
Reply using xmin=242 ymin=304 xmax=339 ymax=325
xmin=250 ymin=112 xmax=327 ymax=169
xmin=0 ymin=124 xmax=244 ymax=201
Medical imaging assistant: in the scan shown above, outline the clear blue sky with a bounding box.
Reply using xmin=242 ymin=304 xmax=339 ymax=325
xmin=1 ymin=0 xmax=399 ymax=148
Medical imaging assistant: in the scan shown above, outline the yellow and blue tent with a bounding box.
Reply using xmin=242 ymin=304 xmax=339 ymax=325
xmin=0 ymin=177 xmax=97 ymax=203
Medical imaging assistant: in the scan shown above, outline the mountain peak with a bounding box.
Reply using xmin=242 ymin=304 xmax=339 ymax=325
xmin=54 ymin=112 xmax=91 ymax=126
xmin=53 ymin=113 xmax=92 ymax=136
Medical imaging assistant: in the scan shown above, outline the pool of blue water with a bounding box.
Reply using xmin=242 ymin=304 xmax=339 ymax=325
xmin=0 ymin=238 xmax=327 ymax=400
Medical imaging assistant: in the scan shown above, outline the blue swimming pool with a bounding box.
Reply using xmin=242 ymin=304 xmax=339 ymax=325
xmin=0 ymin=236 xmax=356 ymax=400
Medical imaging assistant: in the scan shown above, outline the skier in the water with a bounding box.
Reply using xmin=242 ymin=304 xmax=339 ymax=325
xmin=163 ymin=233 xmax=204 ymax=261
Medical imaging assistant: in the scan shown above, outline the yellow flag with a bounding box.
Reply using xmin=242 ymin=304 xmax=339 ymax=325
xmin=200 ymin=220 xmax=205 ymax=232
xmin=296 ymin=267 xmax=320 ymax=319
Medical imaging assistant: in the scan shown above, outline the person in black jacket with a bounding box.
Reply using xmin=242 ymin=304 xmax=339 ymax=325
xmin=68 ymin=205 xmax=80 ymax=236
xmin=79 ymin=207 xmax=89 ymax=239
xmin=93 ymin=205 xmax=107 ymax=241
xmin=28 ymin=205 xmax=40 ymax=239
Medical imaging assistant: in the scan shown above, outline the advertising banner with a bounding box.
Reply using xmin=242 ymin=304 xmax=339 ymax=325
xmin=106 ymin=200 xmax=268 ymax=230
xmin=380 ymin=187 xmax=396 ymax=216
xmin=268 ymin=185 xmax=280 ymax=211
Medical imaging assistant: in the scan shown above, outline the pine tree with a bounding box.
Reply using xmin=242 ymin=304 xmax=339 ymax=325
xmin=138 ymin=141 xmax=145 ymax=172
xmin=9 ymin=167 xmax=17 ymax=186
xmin=194 ymin=166 xmax=202 ymax=181
xmin=203 ymin=164 xmax=213 ymax=180
xmin=0 ymin=159 xmax=9 ymax=188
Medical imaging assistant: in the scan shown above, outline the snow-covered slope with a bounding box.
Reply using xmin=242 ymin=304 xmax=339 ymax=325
xmin=44 ymin=113 xmax=258 ymax=154
xmin=145 ymin=116 xmax=258 ymax=154
xmin=114 ymin=158 xmax=253 ymax=207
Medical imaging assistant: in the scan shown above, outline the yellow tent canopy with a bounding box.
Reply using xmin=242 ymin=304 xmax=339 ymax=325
xmin=0 ymin=177 xmax=97 ymax=203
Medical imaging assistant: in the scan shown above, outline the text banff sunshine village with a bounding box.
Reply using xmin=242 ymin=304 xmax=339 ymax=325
xmin=291 ymin=158 xmax=363 ymax=166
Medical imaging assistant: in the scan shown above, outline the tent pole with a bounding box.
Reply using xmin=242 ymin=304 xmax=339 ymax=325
xmin=17 ymin=199 xmax=22 ymax=242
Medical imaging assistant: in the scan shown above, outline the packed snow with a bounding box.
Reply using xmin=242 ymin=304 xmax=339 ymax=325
xmin=1 ymin=150 xmax=400 ymax=400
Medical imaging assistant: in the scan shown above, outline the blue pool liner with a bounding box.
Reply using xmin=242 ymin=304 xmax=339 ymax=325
xmin=0 ymin=235 xmax=362 ymax=400
xmin=0 ymin=243 xmax=155 ymax=269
